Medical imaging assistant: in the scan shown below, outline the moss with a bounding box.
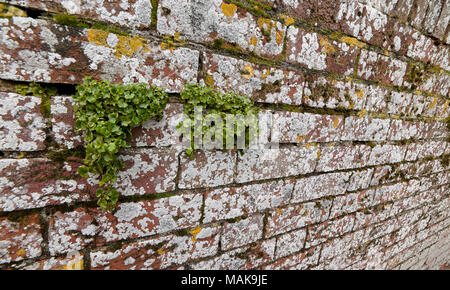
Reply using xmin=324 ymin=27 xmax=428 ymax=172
xmin=257 ymin=80 xmax=282 ymax=94
xmin=313 ymin=83 xmax=336 ymax=103
xmin=406 ymin=62 xmax=427 ymax=89
xmin=209 ymin=38 xmax=245 ymax=55
xmin=225 ymin=0 xmax=272 ymax=18
xmin=15 ymin=82 xmax=57 ymax=119
xmin=0 ymin=3 xmax=27 ymax=17
xmin=47 ymin=147 xmax=86 ymax=163
xmin=151 ymin=0 xmax=159 ymax=29
xmin=53 ymin=14 xmax=129 ymax=37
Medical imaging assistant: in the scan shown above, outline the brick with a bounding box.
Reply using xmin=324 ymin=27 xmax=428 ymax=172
xmin=432 ymin=1 xmax=450 ymax=41
xmin=357 ymin=50 xmax=407 ymax=86
xmin=48 ymin=208 xmax=97 ymax=255
xmin=0 ymin=214 xmax=42 ymax=264
xmin=265 ymin=199 xmax=332 ymax=237
xmin=16 ymin=253 xmax=85 ymax=270
xmin=316 ymin=144 xmax=372 ymax=172
xmin=203 ymin=179 xmax=294 ymax=223
xmin=387 ymin=91 xmax=413 ymax=116
xmin=7 ymin=0 xmax=154 ymax=29
xmin=157 ymin=0 xmax=286 ymax=59
xmin=342 ymin=116 xmax=391 ymax=141
xmin=305 ymin=215 xmax=355 ymax=248
xmin=368 ymin=144 xmax=407 ymax=166
xmin=190 ymin=238 xmax=276 ymax=270
xmin=347 ymin=168 xmax=374 ymax=192
xmin=263 ymin=244 xmax=320 ymax=270
xmin=113 ymin=149 xmax=178 ymax=196
xmin=236 ymin=147 xmax=318 ymax=183
xmin=0 ymin=92 xmax=47 ymax=151
xmin=0 ymin=158 xmax=92 ymax=212
xmin=418 ymin=73 xmax=450 ymax=96
xmin=387 ymin=120 xmax=421 ymax=141
xmin=201 ymin=53 xmax=305 ymax=105
xmin=291 ymin=172 xmax=351 ymax=203
xmin=286 ymin=26 xmax=359 ymax=75
xmin=91 ymin=226 xmax=220 ymax=269
xmin=179 ymin=150 xmax=235 ymax=189
xmin=51 ymin=96 xmax=83 ymax=149
xmin=273 ymin=111 xmax=344 ymax=144
xmin=221 ymin=214 xmax=264 ymax=251
xmin=303 ymin=76 xmax=368 ymax=111
xmin=0 ymin=17 xmax=199 ymax=93
xmin=330 ymin=188 xmax=376 ymax=218
xmin=275 ymin=228 xmax=307 ymax=259
xmin=94 ymin=193 xmax=203 ymax=244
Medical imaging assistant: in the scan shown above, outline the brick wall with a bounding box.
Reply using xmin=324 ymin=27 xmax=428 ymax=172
xmin=0 ymin=0 xmax=449 ymax=270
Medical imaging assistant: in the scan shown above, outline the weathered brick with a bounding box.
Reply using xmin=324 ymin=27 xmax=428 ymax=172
xmin=179 ymin=150 xmax=235 ymax=189
xmin=0 ymin=17 xmax=199 ymax=92
xmin=201 ymin=53 xmax=305 ymax=105
xmin=51 ymin=96 xmax=83 ymax=149
xmin=263 ymin=244 xmax=320 ymax=270
xmin=306 ymin=215 xmax=355 ymax=248
xmin=368 ymin=144 xmax=407 ymax=166
xmin=275 ymin=228 xmax=307 ymax=259
xmin=286 ymin=26 xmax=359 ymax=75
xmin=157 ymin=0 xmax=286 ymax=59
xmin=357 ymin=50 xmax=407 ymax=86
xmin=316 ymin=144 xmax=372 ymax=172
xmin=94 ymin=193 xmax=203 ymax=244
xmin=0 ymin=158 xmax=92 ymax=212
xmin=221 ymin=214 xmax=264 ymax=251
xmin=0 ymin=214 xmax=42 ymax=264
xmin=342 ymin=116 xmax=391 ymax=141
xmin=91 ymin=226 xmax=220 ymax=269
xmin=48 ymin=208 xmax=96 ymax=255
xmin=303 ymin=76 xmax=368 ymax=111
xmin=347 ymin=168 xmax=374 ymax=192
xmin=329 ymin=188 xmax=376 ymax=218
xmin=236 ymin=147 xmax=318 ymax=183
xmin=16 ymin=253 xmax=85 ymax=270
xmin=291 ymin=172 xmax=351 ymax=203
xmin=265 ymin=199 xmax=332 ymax=237
xmin=0 ymin=92 xmax=47 ymax=151
xmin=6 ymin=0 xmax=154 ymax=29
xmin=387 ymin=91 xmax=413 ymax=116
xmin=273 ymin=111 xmax=344 ymax=144
xmin=190 ymin=238 xmax=276 ymax=270
xmin=203 ymin=179 xmax=294 ymax=223
xmin=114 ymin=149 xmax=178 ymax=196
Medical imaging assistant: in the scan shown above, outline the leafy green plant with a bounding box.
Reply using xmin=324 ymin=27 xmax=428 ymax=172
xmin=16 ymin=82 xmax=57 ymax=118
xmin=73 ymin=77 xmax=168 ymax=211
xmin=178 ymin=84 xmax=260 ymax=156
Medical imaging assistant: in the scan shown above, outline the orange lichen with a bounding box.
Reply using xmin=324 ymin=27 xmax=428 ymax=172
xmin=221 ymin=2 xmax=237 ymax=18
xmin=190 ymin=226 xmax=202 ymax=241
xmin=341 ymin=36 xmax=366 ymax=48
xmin=88 ymin=29 xmax=150 ymax=58
xmin=241 ymin=65 xmax=254 ymax=79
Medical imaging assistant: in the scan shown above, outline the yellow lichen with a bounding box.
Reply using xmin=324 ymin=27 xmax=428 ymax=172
xmin=260 ymin=68 xmax=271 ymax=79
xmin=356 ymin=90 xmax=364 ymax=99
xmin=333 ymin=118 xmax=340 ymax=128
xmin=429 ymin=97 xmax=438 ymax=109
xmin=341 ymin=36 xmax=366 ymax=48
xmin=88 ymin=29 xmax=150 ymax=58
xmin=204 ymin=74 xmax=215 ymax=87
xmin=64 ymin=257 xmax=83 ymax=270
xmin=17 ymin=152 xmax=25 ymax=159
xmin=276 ymin=208 xmax=284 ymax=214
xmin=279 ymin=14 xmax=295 ymax=26
xmin=16 ymin=249 xmax=26 ymax=257
xmin=0 ymin=4 xmax=27 ymax=17
xmin=220 ymin=2 xmax=237 ymax=18
xmin=276 ymin=30 xmax=284 ymax=45
xmin=157 ymin=248 xmax=166 ymax=255
xmin=190 ymin=226 xmax=202 ymax=241
xmin=249 ymin=36 xmax=258 ymax=46
xmin=357 ymin=108 xmax=367 ymax=118
xmin=241 ymin=64 xmax=254 ymax=79
xmin=296 ymin=135 xmax=305 ymax=143
xmin=320 ymin=38 xmax=336 ymax=54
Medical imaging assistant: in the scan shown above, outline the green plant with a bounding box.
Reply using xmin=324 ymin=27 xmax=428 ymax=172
xmin=178 ymin=84 xmax=259 ymax=156
xmin=15 ymin=82 xmax=57 ymax=118
xmin=73 ymin=77 xmax=168 ymax=211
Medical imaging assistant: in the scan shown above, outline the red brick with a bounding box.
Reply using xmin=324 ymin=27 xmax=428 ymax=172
xmin=0 ymin=17 xmax=199 ymax=93
xmin=203 ymin=180 xmax=295 ymax=223
xmin=0 ymin=92 xmax=47 ymax=151
xmin=305 ymin=215 xmax=355 ymax=248
xmin=316 ymin=144 xmax=372 ymax=172
xmin=91 ymin=226 xmax=220 ymax=269
xmin=265 ymin=199 xmax=332 ymax=237
xmin=291 ymin=172 xmax=351 ymax=203
xmin=357 ymin=50 xmax=407 ymax=86
xmin=221 ymin=214 xmax=264 ymax=251
xmin=0 ymin=214 xmax=42 ymax=264
xmin=179 ymin=150 xmax=235 ymax=189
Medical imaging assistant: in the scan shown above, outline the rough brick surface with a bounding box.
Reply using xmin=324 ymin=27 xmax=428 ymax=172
xmin=0 ymin=0 xmax=449 ymax=271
